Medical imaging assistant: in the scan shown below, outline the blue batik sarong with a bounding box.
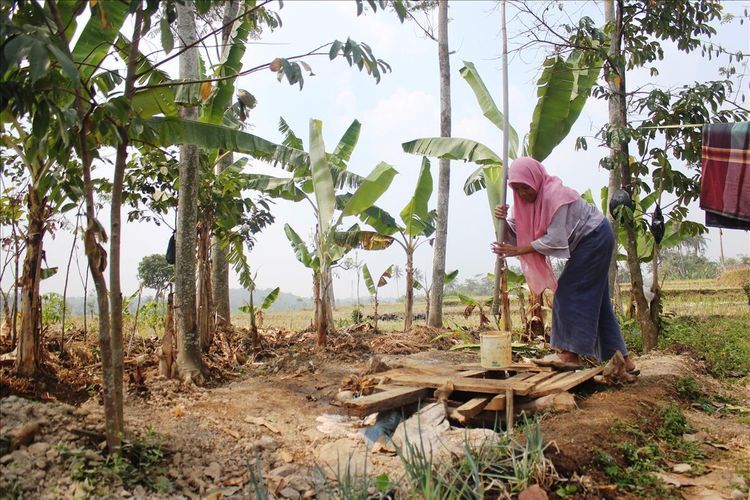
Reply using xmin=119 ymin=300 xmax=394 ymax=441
xmin=550 ymin=219 xmax=628 ymax=361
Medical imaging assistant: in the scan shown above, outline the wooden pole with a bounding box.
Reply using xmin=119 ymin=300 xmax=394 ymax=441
xmin=492 ymin=0 xmax=512 ymax=330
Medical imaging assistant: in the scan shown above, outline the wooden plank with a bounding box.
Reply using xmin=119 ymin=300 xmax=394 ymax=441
xmin=456 ymin=369 xmax=488 ymax=378
xmin=528 ymin=366 xmax=604 ymax=398
xmin=344 ymin=386 xmax=431 ymax=416
xmin=455 ymin=397 xmax=491 ymax=418
xmin=385 ymin=372 xmax=537 ymax=396
xmin=457 ymin=362 xmax=553 ymax=372
xmin=524 ymin=371 xmax=559 ymax=385
xmin=484 ymin=394 xmax=506 ymax=411
xmin=505 ymin=388 xmax=515 ymax=431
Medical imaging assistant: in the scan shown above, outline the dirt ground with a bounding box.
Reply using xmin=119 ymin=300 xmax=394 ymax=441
xmin=1 ymin=329 xmax=749 ymax=499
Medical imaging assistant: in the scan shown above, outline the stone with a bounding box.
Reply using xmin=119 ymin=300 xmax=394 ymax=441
xmin=279 ymin=487 xmax=301 ymax=499
xmin=27 ymin=442 xmax=50 ymax=456
xmin=335 ymin=391 xmax=354 ymax=402
xmin=287 ymin=476 xmax=313 ymax=492
xmin=204 ymin=462 xmax=221 ymax=481
xmin=672 ymin=463 xmax=691 ymax=474
xmin=391 ymin=403 xmax=450 ymax=454
xmin=316 ymin=438 xmax=370 ymax=480
xmin=254 ymin=436 xmax=277 ymax=451
xmin=519 ymin=484 xmax=549 ymax=500
xmin=683 ymin=431 xmax=708 ymax=443
xmin=270 ymin=464 xmax=297 ymax=478
xmin=731 ymin=490 xmax=746 ymax=500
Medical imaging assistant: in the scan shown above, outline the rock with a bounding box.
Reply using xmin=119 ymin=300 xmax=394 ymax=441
xmin=316 ymin=438 xmax=370 ymax=479
xmin=335 ymin=391 xmax=354 ymax=402
xmin=731 ymin=490 xmax=746 ymax=500
xmin=254 ymin=436 xmax=277 ymax=451
xmin=279 ymin=487 xmax=301 ymax=499
xmin=519 ymin=484 xmax=548 ymax=500
xmin=287 ymin=476 xmax=313 ymax=492
xmin=672 ymin=463 xmax=691 ymax=473
xmin=204 ymin=462 xmax=221 ymax=481
xmin=391 ymin=403 xmax=450 ymax=454
xmin=270 ymin=464 xmax=297 ymax=478
xmin=27 ymin=442 xmax=50 ymax=456
xmin=683 ymin=431 xmax=709 ymax=443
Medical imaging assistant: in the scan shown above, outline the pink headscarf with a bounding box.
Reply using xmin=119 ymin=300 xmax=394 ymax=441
xmin=508 ymin=157 xmax=580 ymax=294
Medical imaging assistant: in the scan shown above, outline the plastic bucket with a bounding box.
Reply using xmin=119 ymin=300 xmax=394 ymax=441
xmin=480 ymin=331 xmax=512 ymax=369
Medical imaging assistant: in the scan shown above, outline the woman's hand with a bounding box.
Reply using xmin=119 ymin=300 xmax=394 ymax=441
xmin=491 ymin=242 xmax=534 ymax=258
xmin=494 ymin=204 xmax=508 ymax=220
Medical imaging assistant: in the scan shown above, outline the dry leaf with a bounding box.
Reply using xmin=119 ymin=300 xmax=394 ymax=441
xmin=174 ymin=406 xmax=184 ymax=417
xmin=279 ymin=449 xmax=293 ymax=463
xmin=245 ymin=416 xmax=280 ymax=434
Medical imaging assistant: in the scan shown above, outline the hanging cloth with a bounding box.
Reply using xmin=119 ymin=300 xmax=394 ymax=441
xmin=700 ymin=121 xmax=750 ymax=230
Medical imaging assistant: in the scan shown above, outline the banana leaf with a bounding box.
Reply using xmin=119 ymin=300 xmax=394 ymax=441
xmin=527 ymin=50 xmax=602 ymax=162
xmin=400 ymin=157 xmax=433 ymax=237
xmin=332 ymin=120 xmax=361 ymax=163
xmin=459 ymin=61 xmax=519 ymax=159
xmin=342 ymin=161 xmax=398 ymax=216
xmin=310 ymin=118 xmax=335 ymax=235
xmin=284 ymin=224 xmax=317 ymax=269
xmin=71 ymin=1 xmax=130 ymax=82
xmin=261 ymin=287 xmax=280 ymax=310
xmin=362 ymin=264 xmax=376 ymax=295
xmin=140 ymin=116 xmax=309 ymax=171
xmin=402 ymin=137 xmax=501 ymax=165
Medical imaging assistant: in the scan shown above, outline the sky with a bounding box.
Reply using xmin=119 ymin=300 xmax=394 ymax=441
xmin=5 ymin=0 xmax=750 ymax=301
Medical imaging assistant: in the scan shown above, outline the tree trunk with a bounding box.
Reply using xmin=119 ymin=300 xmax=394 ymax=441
xmin=604 ymin=0 xmax=623 ymax=313
xmin=11 ymin=223 xmax=20 ymax=347
xmin=373 ymin=294 xmax=379 ymax=332
xmin=428 ymin=0 xmax=452 ymax=328
xmin=1 ymin=290 xmax=11 ymax=337
xmin=16 ymin=190 xmax=45 ymax=377
xmin=211 ymin=1 xmax=240 ymax=329
xmin=404 ymin=249 xmax=414 ymax=331
xmin=312 ymin=272 xmax=320 ymax=329
xmin=606 ymin=0 xmax=660 ymax=351
xmin=196 ymin=220 xmax=215 ymax=352
xmin=174 ymin=0 xmax=205 ymax=382
xmin=80 ymin=117 xmax=119 ymax=450
xmin=108 ymin=6 xmax=144 ymax=438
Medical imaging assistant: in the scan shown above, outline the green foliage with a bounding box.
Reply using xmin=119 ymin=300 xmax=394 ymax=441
xmin=137 ymin=254 xmax=174 ymax=292
xmin=594 ymin=404 xmax=704 ymax=496
xmin=139 ymin=301 xmax=167 ymax=336
xmin=41 ymin=292 xmax=67 ymax=328
xmin=674 ymin=376 xmax=702 ymax=402
xmin=660 ymin=315 xmax=750 ymax=377
xmin=351 ymin=308 xmax=364 ymax=323
xmin=60 ymin=430 xmax=169 ymax=494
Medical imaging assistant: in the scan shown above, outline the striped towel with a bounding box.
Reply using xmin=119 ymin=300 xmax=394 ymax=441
xmin=700 ymin=121 xmax=750 ymax=230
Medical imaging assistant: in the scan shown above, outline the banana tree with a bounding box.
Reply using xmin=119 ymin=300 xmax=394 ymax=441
xmin=403 ymin=55 xmax=602 ymax=320
xmin=353 ymin=158 xmax=438 ymax=331
xmin=362 ymin=264 xmax=392 ymax=332
xmin=238 ymin=282 xmax=279 ymax=351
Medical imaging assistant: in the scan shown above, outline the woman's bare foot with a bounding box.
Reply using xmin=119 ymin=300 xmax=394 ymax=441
xmin=624 ymin=355 xmax=637 ymax=372
xmin=557 ymin=350 xmax=580 ymax=364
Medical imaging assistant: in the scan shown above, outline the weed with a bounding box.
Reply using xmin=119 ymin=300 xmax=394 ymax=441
xmin=60 ymin=429 xmax=170 ymax=494
xmin=246 ymin=452 xmax=269 ymax=500
xmin=661 ymin=316 xmax=750 ymax=377
xmin=674 ymin=376 xmax=702 ymax=402
xmin=350 ymin=308 xmax=364 ymax=324
xmin=593 ymin=404 xmax=706 ymax=495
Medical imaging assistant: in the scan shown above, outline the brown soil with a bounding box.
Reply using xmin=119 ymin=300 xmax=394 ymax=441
xmin=1 ymin=330 xmax=748 ymax=499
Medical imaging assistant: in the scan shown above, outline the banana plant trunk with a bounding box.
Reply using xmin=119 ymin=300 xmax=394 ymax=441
xmin=404 ymin=249 xmax=415 ymax=331
xmin=428 ymin=0 xmax=452 ymax=328
xmin=174 ymin=0 xmax=205 ymax=382
xmin=196 ymin=220 xmax=215 ymax=352
xmin=317 ymin=266 xmax=330 ymax=346
xmin=16 ymin=190 xmax=45 ymax=377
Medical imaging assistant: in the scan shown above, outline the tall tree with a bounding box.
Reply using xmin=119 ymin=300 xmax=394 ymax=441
xmin=211 ymin=0 xmax=241 ymax=327
xmin=174 ymin=0 xmax=205 ymax=383
xmin=428 ymin=0 xmax=452 ymax=328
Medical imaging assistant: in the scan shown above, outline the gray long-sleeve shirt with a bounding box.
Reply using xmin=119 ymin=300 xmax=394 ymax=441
xmin=506 ymin=198 xmax=604 ymax=259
